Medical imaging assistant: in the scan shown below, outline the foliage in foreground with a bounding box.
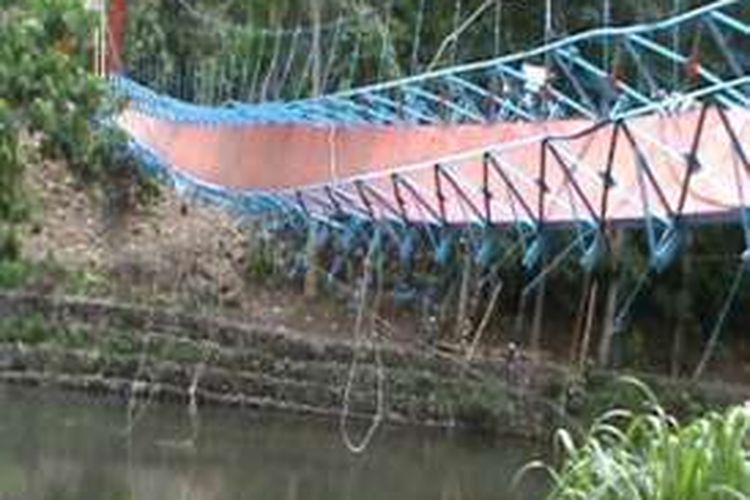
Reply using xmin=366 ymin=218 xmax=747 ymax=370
xmin=1 ymin=0 xmax=124 ymax=178
xmin=1 ymin=0 xmax=111 ymax=263
xmin=0 ymin=0 xmax=152 ymax=269
xmin=522 ymin=378 xmax=750 ymax=500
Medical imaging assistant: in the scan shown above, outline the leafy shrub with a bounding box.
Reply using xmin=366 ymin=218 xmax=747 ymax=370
xmin=448 ymin=378 xmax=514 ymax=435
xmin=0 ymin=314 xmax=50 ymax=345
xmin=1 ymin=0 xmax=125 ymax=179
xmin=64 ymin=269 xmax=109 ymax=296
xmin=520 ymin=378 xmax=750 ymax=500
xmin=0 ymin=100 xmax=26 ymax=224
xmin=0 ymin=227 xmax=22 ymax=261
xmin=246 ymin=238 xmax=277 ymax=282
xmin=0 ymin=258 xmax=32 ymax=289
xmin=0 ymin=0 xmax=154 ymax=276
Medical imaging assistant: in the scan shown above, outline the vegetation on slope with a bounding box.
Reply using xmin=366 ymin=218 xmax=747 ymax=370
xmin=2 ymin=0 xmax=750 ymax=386
xmin=1 ymin=0 xmax=125 ymax=177
xmin=0 ymin=0 xmax=117 ymax=256
xmin=523 ymin=379 xmax=750 ymax=500
xmin=0 ymin=0 xmax=157 ymax=289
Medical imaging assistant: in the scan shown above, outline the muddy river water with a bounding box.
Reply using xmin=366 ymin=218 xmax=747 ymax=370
xmin=0 ymin=386 xmax=548 ymax=499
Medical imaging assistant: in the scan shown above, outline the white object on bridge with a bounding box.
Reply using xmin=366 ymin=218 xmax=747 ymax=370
xmin=85 ymin=0 xmax=105 ymax=12
xmin=522 ymin=63 xmax=550 ymax=93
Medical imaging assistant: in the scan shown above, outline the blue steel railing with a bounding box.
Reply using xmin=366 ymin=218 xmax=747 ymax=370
xmin=118 ymin=0 xmax=750 ymax=128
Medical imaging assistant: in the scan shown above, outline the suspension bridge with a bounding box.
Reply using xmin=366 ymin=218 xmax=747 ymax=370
xmin=94 ymin=0 xmax=750 ymax=378
xmin=110 ymin=0 xmax=750 ymax=275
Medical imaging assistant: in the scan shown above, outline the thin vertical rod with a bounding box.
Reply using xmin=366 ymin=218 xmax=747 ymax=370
xmin=673 ymin=0 xmax=682 ymax=86
xmin=603 ymin=0 xmax=612 ymax=72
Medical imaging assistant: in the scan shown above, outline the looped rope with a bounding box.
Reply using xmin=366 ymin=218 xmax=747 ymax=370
xmin=340 ymin=226 xmax=386 ymax=454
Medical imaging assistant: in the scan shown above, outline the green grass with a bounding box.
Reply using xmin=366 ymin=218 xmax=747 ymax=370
xmin=0 ymin=314 xmax=50 ymax=345
xmin=0 ymin=259 xmax=33 ymax=289
xmin=0 ymin=252 xmax=110 ymax=295
xmin=519 ymin=377 xmax=750 ymax=500
xmin=63 ymin=269 xmax=109 ymax=296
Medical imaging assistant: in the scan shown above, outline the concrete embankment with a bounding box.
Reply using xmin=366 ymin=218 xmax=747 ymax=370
xmin=0 ymin=292 xmax=563 ymax=439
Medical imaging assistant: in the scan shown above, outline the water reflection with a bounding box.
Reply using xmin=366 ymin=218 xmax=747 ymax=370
xmin=0 ymin=387 xmax=546 ymax=499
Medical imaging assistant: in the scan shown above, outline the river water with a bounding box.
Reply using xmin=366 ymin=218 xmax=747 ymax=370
xmin=0 ymin=386 xmax=547 ymax=500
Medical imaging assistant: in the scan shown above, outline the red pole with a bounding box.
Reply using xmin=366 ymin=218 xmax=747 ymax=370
xmin=107 ymin=0 xmax=127 ymax=74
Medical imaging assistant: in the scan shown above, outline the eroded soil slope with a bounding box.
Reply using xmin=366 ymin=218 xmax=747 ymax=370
xmin=19 ymin=159 xmax=357 ymax=338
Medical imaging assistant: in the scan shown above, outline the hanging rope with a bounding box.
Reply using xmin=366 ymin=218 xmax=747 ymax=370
xmin=321 ymin=15 xmax=346 ymax=93
xmin=346 ymin=30 xmax=363 ymax=89
xmin=465 ymin=237 xmax=529 ymax=362
xmin=451 ymin=0 xmax=463 ymax=65
xmin=691 ymin=108 xmax=750 ymax=379
xmin=294 ymin=33 xmax=317 ymax=99
xmin=692 ymin=260 xmax=747 ymax=380
xmin=375 ymin=0 xmax=404 ymax=82
xmin=340 ymin=227 xmax=386 ymax=455
xmin=612 ymin=266 xmax=651 ymax=332
xmin=410 ymin=0 xmax=427 ymax=74
xmin=274 ymin=24 xmax=303 ymax=99
xmin=162 ymin=0 xmax=401 ymax=101
xmin=259 ymin=25 xmax=284 ymax=101
xmin=172 ymin=0 xmax=385 ymax=38
xmin=248 ymin=34 xmax=268 ymax=101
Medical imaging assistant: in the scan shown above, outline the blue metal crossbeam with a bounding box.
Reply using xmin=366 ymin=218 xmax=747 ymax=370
xmin=289 ymin=0 xmax=748 ymax=126
xmin=556 ymin=46 xmax=653 ymax=110
xmin=121 ymin=0 xmax=750 ymax=129
xmin=628 ymin=33 xmax=749 ymax=107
